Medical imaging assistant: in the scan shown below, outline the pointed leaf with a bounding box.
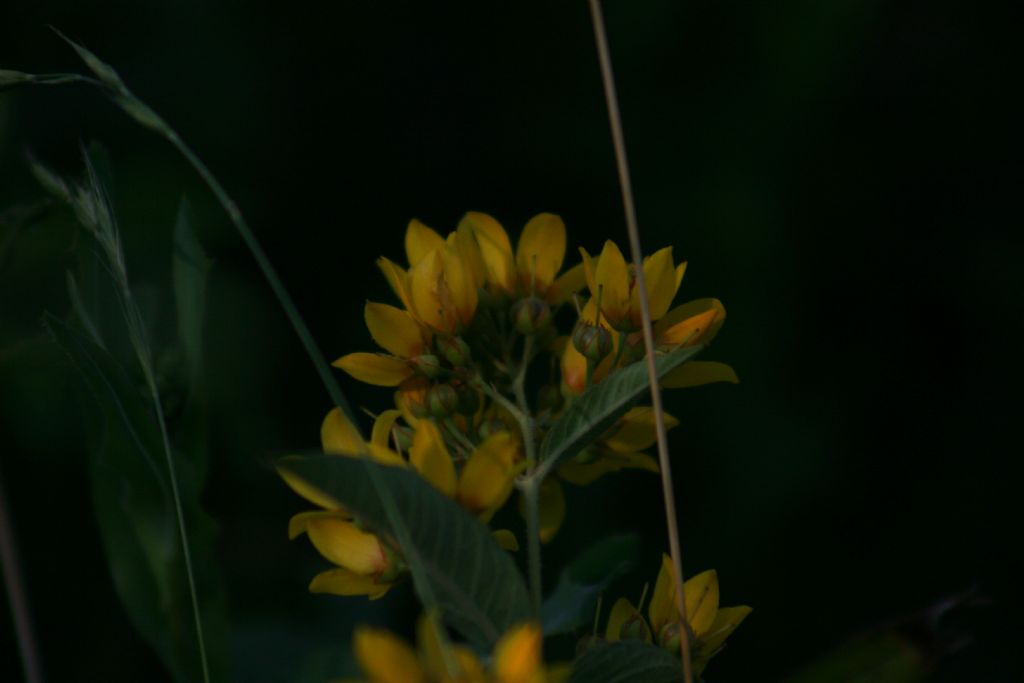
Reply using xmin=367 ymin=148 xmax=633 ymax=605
xmin=542 ymin=534 xmax=640 ymax=635
xmin=539 ymin=345 xmax=703 ymax=470
xmin=44 ymin=314 xmax=226 ymax=683
xmin=569 ymin=640 xmax=683 ymax=683
xmin=277 ymin=454 xmax=531 ymax=648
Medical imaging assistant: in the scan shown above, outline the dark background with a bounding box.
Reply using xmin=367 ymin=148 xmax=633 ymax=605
xmin=1 ymin=1 xmax=1020 ymax=681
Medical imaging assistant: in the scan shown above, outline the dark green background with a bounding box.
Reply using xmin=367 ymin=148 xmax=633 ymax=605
xmin=1 ymin=1 xmax=1019 ymax=681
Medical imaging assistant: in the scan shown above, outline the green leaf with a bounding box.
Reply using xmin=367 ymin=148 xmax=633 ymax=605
xmin=50 ymin=26 xmax=123 ymax=88
xmin=569 ymin=640 xmax=684 ymax=683
xmin=44 ymin=314 xmax=226 ymax=683
xmin=539 ymin=345 xmax=704 ymax=471
xmin=783 ymin=631 xmax=930 ymax=683
xmin=172 ymin=197 xmax=212 ymax=388
xmin=277 ymin=454 xmax=531 ymax=648
xmin=542 ymin=534 xmax=640 ymax=635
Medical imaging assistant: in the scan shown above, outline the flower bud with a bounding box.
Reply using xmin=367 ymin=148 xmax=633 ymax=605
xmin=620 ymin=615 xmax=651 ymax=641
xmin=399 ymin=377 xmax=431 ymax=418
xmin=536 ymin=384 xmax=563 ymax=413
xmin=573 ymin=447 xmax=600 ymax=465
xmin=658 ymin=621 xmax=684 ymax=654
xmin=511 ymin=296 xmax=551 ymax=335
xmin=427 ymin=383 xmax=459 ymax=418
xmin=410 ymin=354 xmax=442 ymax=378
xmin=436 ymin=336 xmax=472 ymax=368
xmin=572 ymin=322 xmax=613 ymax=363
xmin=377 ymin=544 xmax=407 ymax=582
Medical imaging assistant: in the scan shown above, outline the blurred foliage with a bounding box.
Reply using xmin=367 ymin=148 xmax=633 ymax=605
xmin=1 ymin=1 xmax=1020 ymax=682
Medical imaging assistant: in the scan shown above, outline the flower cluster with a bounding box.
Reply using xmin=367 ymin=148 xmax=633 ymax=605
xmin=280 ymin=212 xmax=745 ymax=676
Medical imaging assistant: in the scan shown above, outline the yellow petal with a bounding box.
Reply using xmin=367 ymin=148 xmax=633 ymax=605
xmin=493 ymin=623 xmax=542 ymax=683
xmin=629 ymin=247 xmax=677 ymax=327
xmin=288 ymin=510 xmax=349 ymax=540
xmin=557 ymin=452 xmax=658 ymax=486
xmin=377 ymin=257 xmax=413 ymax=310
xmin=516 ymin=213 xmax=566 ymax=293
xmin=309 ymin=568 xmax=389 ymax=599
xmin=306 ymin=517 xmax=387 ymax=575
xmin=593 ymin=241 xmax=630 ymax=326
xmin=396 ymin=377 xmax=430 ymax=427
xmin=354 ymin=627 xmax=427 ymax=683
xmin=321 ymin=406 xmax=365 ymax=454
xmin=674 ymin=262 xmax=687 ymax=292
xmin=371 ymin=409 xmax=404 ymax=449
xmin=603 ymin=407 xmax=679 ymax=453
xmin=460 ymin=211 xmax=514 ymax=292
xmin=458 ymin=432 xmax=518 ymax=516
xmin=277 ymin=462 xmax=344 ymax=510
xmin=333 ymin=352 xmax=413 ymax=387
xmin=546 ymin=262 xmax=586 ymax=304
xmin=454 ymin=222 xmax=487 ymax=288
xmin=409 ymin=420 xmax=457 ymax=497
xmin=662 ymin=361 xmax=739 ymax=389
xmin=648 ymin=554 xmax=676 ymax=632
xmin=409 ymin=250 xmax=459 ymax=332
xmin=365 ymin=301 xmax=426 ymax=358
xmin=605 ymin=598 xmax=651 ymax=642
xmin=405 ymin=218 xmax=446 ymax=267
xmin=696 ymin=605 xmax=752 ymax=660
xmin=654 ymin=299 xmax=726 ymax=347
xmin=493 ymin=529 xmax=520 ymax=551
xmin=683 ymin=569 xmax=720 ymax=640
xmin=367 ymin=443 xmax=408 ymax=468
xmin=536 ymin=477 xmax=566 ymax=543
xmin=442 ymin=242 xmax=478 ymax=327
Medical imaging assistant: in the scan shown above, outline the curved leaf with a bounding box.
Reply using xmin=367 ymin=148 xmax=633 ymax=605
xmin=542 ymin=534 xmax=640 ymax=635
xmin=569 ymin=640 xmax=684 ymax=683
xmin=277 ymin=454 xmax=531 ymax=648
xmin=539 ymin=345 xmax=703 ymax=471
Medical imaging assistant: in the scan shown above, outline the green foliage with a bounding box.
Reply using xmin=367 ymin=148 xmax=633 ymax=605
xmin=783 ymin=632 xmax=930 ymax=683
xmin=542 ymin=534 xmax=639 ymax=636
xmin=539 ymin=345 xmax=703 ymax=472
xmin=45 ymin=315 xmax=226 ymax=683
xmin=277 ymin=454 xmax=532 ymax=649
xmin=569 ymin=640 xmax=685 ymax=683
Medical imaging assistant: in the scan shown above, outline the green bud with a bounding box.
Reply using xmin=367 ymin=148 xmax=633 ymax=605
xmin=572 ymin=322 xmax=613 ymax=363
xmin=437 ymin=336 xmax=472 ymax=367
xmin=573 ymin=447 xmax=601 ymax=465
xmin=427 ymin=383 xmax=459 ymax=418
xmin=658 ymin=621 xmax=684 ymax=654
xmin=411 ymin=354 xmax=442 ymax=378
xmin=378 ymin=544 xmax=407 ymax=582
xmin=511 ymin=297 xmax=551 ymax=335
xmin=620 ymin=615 xmax=650 ymax=641
xmin=536 ymin=384 xmax=563 ymax=413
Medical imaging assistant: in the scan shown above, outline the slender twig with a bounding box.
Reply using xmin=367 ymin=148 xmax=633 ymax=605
xmin=0 ymin=466 xmax=44 ymax=683
xmin=587 ymin=2 xmax=693 ymax=680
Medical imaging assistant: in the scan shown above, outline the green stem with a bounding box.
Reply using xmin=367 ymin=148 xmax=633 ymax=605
xmin=519 ymin=477 xmax=543 ymax=619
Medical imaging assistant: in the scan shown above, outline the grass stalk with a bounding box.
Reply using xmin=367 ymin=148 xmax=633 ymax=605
xmin=587 ymin=1 xmax=694 ymax=681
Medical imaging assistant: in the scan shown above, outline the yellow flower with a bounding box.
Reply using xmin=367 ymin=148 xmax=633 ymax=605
xmin=580 ymin=241 xmax=686 ymax=331
xmin=332 ymin=300 xmax=434 ymax=387
xmin=279 ymin=409 xmax=408 ymax=599
xmin=351 ymin=616 xmax=565 ymax=683
xmin=557 ymin=406 xmax=675 ymax=486
xmin=605 ymin=555 xmax=751 ymax=675
xmin=459 ymin=212 xmax=585 ymax=302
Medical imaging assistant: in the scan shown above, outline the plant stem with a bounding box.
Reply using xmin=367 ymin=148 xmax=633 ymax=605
xmin=588 ymin=1 xmax=694 ymax=681
xmin=519 ymin=476 xmax=543 ymax=620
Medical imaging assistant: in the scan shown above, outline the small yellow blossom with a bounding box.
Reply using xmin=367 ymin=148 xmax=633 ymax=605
xmin=580 ymin=241 xmax=686 ymax=331
xmin=605 ymin=554 xmax=751 ymax=675
xmin=350 ymin=616 xmax=566 ymax=683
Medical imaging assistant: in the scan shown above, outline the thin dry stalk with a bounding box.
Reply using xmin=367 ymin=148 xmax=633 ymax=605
xmin=587 ymin=1 xmax=694 ymax=681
